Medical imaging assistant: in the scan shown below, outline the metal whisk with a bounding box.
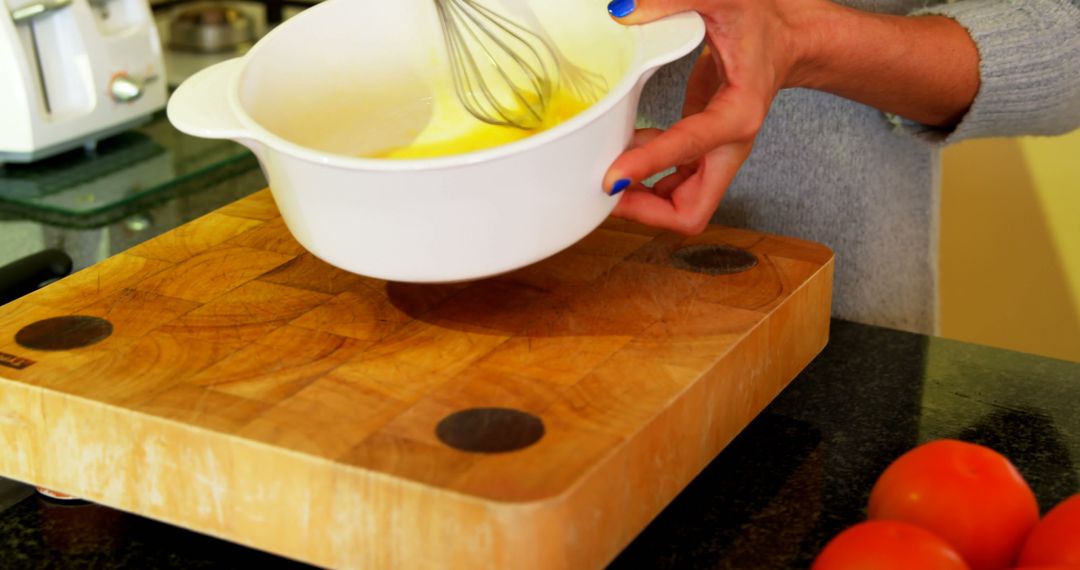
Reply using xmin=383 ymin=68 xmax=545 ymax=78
xmin=434 ymin=0 xmax=558 ymax=130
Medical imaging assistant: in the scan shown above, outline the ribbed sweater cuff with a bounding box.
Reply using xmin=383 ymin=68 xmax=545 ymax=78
xmin=896 ymin=0 xmax=1080 ymax=144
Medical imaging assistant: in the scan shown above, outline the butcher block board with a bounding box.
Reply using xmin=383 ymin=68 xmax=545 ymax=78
xmin=0 ymin=189 xmax=833 ymax=570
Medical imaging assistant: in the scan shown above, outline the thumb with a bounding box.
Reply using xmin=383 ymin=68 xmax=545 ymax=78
xmin=607 ymin=0 xmax=698 ymax=23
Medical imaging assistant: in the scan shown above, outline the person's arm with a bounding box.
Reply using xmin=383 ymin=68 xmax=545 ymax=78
xmin=602 ymin=0 xmax=1079 ymax=234
xmin=794 ymin=7 xmax=979 ymax=128
xmin=897 ymin=0 xmax=1080 ymax=143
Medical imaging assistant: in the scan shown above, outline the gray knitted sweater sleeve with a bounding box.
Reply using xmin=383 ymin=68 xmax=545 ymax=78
xmin=898 ymin=0 xmax=1080 ymax=143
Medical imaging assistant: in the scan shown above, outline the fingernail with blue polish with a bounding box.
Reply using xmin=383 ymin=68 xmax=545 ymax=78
xmin=607 ymin=0 xmax=635 ymax=18
xmin=610 ymin=178 xmax=631 ymax=195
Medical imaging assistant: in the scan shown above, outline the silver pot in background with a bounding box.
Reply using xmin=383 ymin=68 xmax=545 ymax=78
xmin=168 ymin=3 xmax=254 ymax=53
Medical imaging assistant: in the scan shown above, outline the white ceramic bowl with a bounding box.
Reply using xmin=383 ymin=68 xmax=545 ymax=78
xmin=167 ymin=0 xmax=704 ymax=283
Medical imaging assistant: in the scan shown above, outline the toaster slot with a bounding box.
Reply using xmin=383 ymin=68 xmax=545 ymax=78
xmin=10 ymin=1 xmax=94 ymax=118
xmin=23 ymin=21 xmax=52 ymax=113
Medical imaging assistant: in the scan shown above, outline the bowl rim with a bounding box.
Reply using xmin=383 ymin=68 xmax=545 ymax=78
xmin=226 ymin=0 xmax=665 ymax=172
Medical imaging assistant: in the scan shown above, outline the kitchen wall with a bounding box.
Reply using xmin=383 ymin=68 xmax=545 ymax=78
xmin=939 ymin=131 xmax=1080 ymax=363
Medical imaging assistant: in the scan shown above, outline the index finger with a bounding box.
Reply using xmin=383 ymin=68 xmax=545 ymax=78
xmin=603 ymin=91 xmax=763 ymax=194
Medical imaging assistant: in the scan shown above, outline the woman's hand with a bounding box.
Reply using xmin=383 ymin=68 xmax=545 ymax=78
xmin=603 ymin=0 xmax=826 ymax=234
xmin=603 ymin=0 xmax=980 ymax=234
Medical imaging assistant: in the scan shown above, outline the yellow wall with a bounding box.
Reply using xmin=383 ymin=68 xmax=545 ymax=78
xmin=940 ymin=131 xmax=1080 ymax=362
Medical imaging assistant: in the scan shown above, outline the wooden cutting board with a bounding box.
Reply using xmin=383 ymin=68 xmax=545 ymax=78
xmin=0 ymin=189 xmax=833 ymax=569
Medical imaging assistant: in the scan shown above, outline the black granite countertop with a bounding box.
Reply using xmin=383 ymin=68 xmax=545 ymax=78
xmin=1 ymin=319 xmax=1077 ymax=569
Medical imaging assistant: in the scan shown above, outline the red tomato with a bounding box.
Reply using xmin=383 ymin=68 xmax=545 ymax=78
xmin=1018 ymin=493 xmax=1080 ymax=567
xmin=1010 ymin=567 xmax=1080 ymax=570
xmin=868 ymin=439 xmax=1040 ymax=570
xmin=811 ymin=520 xmax=969 ymax=570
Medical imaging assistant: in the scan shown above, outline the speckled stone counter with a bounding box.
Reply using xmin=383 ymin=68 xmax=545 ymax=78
xmin=1 ymin=319 xmax=1077 ymax=569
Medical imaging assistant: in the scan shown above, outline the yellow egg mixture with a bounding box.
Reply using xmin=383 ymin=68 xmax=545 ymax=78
xmin=374 ymin=89 xmax=591 ymax=160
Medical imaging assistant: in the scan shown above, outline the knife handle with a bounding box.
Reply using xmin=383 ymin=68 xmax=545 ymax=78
xmin=0 ymin=249 xmax=73 ymax=306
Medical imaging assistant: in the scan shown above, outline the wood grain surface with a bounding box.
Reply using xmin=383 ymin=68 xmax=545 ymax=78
xmin=0 ymin=189 xmax=833 ymax=569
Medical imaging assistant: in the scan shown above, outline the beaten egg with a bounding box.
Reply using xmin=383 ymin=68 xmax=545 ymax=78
xmin=374 ymin=88 xmax=592 ymax=160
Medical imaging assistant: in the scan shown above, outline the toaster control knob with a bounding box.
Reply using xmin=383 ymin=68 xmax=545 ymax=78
xmin=109 ymin=73 xmax=143 ymax=103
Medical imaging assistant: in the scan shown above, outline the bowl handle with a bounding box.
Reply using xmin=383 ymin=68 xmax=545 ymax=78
xmin=637 ymin=11 xmax=706 ymax=73
xmin=166 ymin=58 xmax=250 ymax=141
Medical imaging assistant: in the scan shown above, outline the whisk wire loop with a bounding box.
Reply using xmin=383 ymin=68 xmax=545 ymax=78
xmin=435 ymin=0 xmax=559 ymax=130
xmin=458 ymin=1 xmax=552 ymax=117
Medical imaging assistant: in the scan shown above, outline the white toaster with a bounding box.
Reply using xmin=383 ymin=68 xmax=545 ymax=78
xmin=0 ymin=0 xmax=166 ymax=165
